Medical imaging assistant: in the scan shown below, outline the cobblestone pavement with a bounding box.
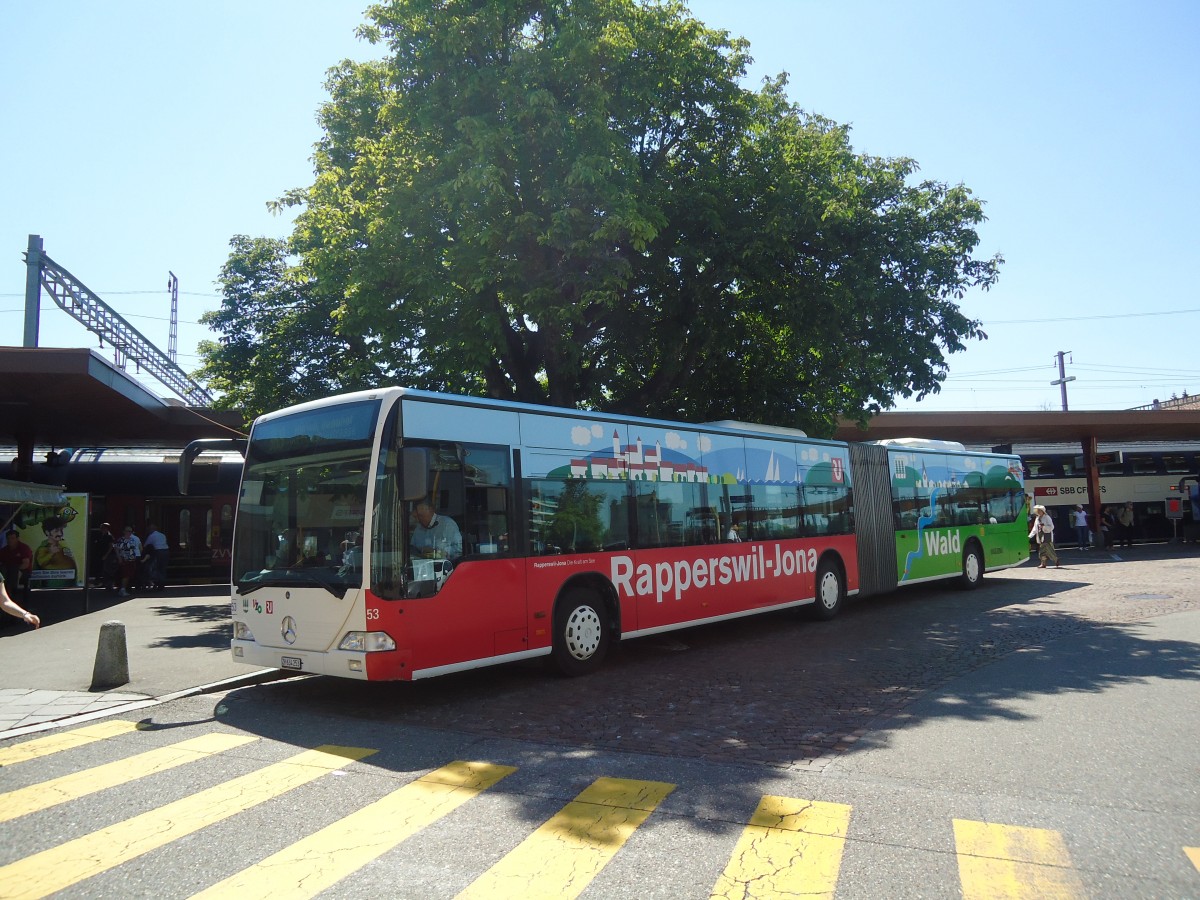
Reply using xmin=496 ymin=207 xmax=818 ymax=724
xmin=219 ymin=544 xmax=1200 ymax=771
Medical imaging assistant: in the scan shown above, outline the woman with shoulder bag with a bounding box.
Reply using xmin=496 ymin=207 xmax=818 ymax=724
xmin=1028 ymin=505 xmax=1059 ymax=569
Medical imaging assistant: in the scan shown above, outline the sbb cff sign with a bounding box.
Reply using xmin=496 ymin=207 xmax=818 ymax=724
xmin=1033 ymin=485 xmax=1106 ymax=499
xmin=1166 ymin=496 xmax=1184 ymax=520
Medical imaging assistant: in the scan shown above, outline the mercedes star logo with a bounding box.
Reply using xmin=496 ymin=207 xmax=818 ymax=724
xmin=281 ymin=616 xmax=297 ymax=645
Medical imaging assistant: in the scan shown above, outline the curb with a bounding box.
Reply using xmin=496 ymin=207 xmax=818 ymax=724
xmin=0 ymin=668 xmax=298 ymax=742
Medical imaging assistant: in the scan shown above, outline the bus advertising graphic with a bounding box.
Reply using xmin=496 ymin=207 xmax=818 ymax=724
xmin=890 ymin=453 xmax=1027 ymax=585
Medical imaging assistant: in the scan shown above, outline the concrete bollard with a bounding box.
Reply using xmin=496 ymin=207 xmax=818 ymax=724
xmin=91 ymin=620 xmax=130 ymax=690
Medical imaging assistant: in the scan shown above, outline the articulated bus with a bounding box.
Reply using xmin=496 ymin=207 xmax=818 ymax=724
xmin=198 ymin=389 xmax=1028 ymax=681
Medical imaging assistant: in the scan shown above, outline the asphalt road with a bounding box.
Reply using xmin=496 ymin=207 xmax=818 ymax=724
xmin=1 ymin=545 xmax=1198 ymax=898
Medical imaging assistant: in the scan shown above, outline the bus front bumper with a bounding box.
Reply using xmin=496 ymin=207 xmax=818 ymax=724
xmin=231 ymin=639 xmax=370 ymax=680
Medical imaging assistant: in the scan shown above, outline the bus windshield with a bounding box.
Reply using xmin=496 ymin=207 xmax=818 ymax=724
xmin=232 ymin=400 xmax=380 ymax=597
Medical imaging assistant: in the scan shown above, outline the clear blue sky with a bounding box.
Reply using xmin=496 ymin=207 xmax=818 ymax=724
xmin=3 ymin=1 xmax=1197 ymax=412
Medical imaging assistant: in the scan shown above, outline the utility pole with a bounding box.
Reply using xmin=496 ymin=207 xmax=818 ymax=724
xmin=1051 ymin=350 xmax=1075 ymax=411
xmin=167 ymin=271 xmax=179 ymax=365
xmin=23 ymin=234 xmax=43 ymax=347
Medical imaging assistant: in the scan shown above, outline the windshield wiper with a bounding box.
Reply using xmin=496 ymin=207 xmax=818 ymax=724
xmin=236 ymin=569 xmax=348 ymax=599
xmin=285 ymin=569 xmax=348 ymax=599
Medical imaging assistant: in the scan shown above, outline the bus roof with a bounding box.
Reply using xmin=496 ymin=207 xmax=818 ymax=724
xmin=870 ymin=437 xmax=968 ymax=452
xmin=260 ymin=387 xmax=847 ymax=446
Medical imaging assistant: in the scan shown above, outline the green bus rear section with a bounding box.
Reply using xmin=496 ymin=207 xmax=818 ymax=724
xmin=896 ymin=522 xmax=1029 ymax=584
xmin=888 ymin=449 xmax=1028 ymax=585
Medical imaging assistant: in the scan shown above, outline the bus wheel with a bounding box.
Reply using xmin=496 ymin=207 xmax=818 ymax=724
xmin=810 ymin=560 xmax=844 ymax=620
xmin=552 ymin=589 xmax=609 ymax=676
xmin=959 ymin=542 xmax=984 ymax=589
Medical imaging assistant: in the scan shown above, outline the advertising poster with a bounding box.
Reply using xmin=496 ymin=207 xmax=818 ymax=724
xmin=10 ymin=494 xmax=88 ymax=589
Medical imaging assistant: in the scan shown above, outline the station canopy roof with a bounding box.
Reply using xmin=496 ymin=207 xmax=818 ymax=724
xmin=0 ymin=347 xmax=245 ymax=449
xmin=833 ymin=408 xmax=1200 ymax=446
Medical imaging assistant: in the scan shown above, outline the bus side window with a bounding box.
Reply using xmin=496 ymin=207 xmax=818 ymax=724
xmin=635 ymin=481 xmax=701 ymax=548
xmin=459 ymin=445 xmax=512 ymax=556
xmin=803 ymin=484 xmax=851 ymax=536
xmin=528 ymin=478 xmax=626 ymax=555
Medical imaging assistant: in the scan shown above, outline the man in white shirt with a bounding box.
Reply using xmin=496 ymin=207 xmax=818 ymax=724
xmin=410 ymin=502 xmax=462 ymax=560
xmin=1070 ymin=504 xmax=1090 ymax=549
xmin=141 ymin=523 xmax=169 ymax=591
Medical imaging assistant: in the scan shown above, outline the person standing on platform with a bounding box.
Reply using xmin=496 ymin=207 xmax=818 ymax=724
xmin=1071 ymin=504 xmax=1090 ymax=549
xmin=114 ymin=525 xmax=142 ymax=597
xmin=0 ymin=528 xmax=33 ymax=600
xmin=1100 ymin=506 xmax=1116 ymax=549
xmin=141 ymin=522 xmax=169 ymax=591
xmin=1117 ymin=502 xmax=1135 ymax=548
xmin=1028 ymin=504 xmax=1059 ymax=569
xmin=96 ymin=522 xmax=119 ymax=592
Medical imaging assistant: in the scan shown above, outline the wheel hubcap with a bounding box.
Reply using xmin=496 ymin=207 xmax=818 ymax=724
xmin=966 ymin=554 xmax=981 ymax=582
xmin=819 ymin=572 xmax=839 ymax=609
xmin=565 ymin=605 xmax=602 ymax=660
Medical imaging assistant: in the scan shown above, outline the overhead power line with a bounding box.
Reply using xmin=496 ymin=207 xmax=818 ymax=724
xmin=0 ymin=289 xmax=219 ymax=298
xmin=983 ymin=307 xmax=1200 ymax=325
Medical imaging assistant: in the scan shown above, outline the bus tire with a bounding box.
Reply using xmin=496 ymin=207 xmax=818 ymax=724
xmin=810 ymin=558 xmax=844 ymax=620
xmin=551 ymin=588 xmax=610 ymax=677
xmin=959 ymin=541 xmax=984 ymax=590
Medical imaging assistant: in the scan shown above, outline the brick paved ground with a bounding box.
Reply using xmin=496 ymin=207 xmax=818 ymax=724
xmin=225 ymin=543 xmax=1200 ymax=771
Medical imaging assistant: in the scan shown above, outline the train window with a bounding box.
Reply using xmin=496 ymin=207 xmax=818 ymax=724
xmin=1163 ymin=455 xmax=1192 ymax=474
xmin=179 ymin=509 xmax=190 ymax=549
xmin=1130 ymin=455 xmax=1160 ymax=475
xmin=1023 ymin=457 xmax=1062 ymax=478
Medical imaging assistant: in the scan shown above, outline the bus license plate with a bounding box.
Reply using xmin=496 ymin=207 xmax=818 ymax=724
xmin=281 ymin=656 xmax=303 ymax=670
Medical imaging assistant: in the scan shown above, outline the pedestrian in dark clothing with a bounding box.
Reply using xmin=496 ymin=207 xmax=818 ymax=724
xmin=1117 ymin=502 xmax=1135 ymax=548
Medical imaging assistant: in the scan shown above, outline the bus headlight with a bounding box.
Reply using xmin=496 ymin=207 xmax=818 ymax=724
xmin=339 ymin=631 xmax=396 ymax=652
xmin=233 ymin=621 xmax=255 ymax=641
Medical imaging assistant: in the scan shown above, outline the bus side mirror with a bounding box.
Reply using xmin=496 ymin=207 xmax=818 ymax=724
xmin=401 ymin=448 xmax=429 ymax=501
xmin=179 ymin=438 xmax=246 ymax=495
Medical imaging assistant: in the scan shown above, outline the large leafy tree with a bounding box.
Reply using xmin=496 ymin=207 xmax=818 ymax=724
xmin=198 ymin=0 xmax=1000 ymax=435
xmin=194 ymin=235 xmax=375 ymax=417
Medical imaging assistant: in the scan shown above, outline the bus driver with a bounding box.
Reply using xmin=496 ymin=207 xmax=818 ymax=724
xmin=410 ymin=501 xmax=462 ymax=560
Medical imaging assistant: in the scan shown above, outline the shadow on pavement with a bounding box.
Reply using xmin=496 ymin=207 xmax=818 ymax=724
xmin=146 ymin=602 xmax=231 ymax=651
xmin=181 ymin=554 xmax=1200 ymax=833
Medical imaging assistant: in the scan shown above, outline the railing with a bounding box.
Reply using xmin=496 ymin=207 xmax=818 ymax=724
xmin=1128 ymin=394 xmax=1199 ymax=411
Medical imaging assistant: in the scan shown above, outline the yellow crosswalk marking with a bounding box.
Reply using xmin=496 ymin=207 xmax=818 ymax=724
xmin=191 ymin=759 xmax=517 ymax=900
xmin=1185 ymin=846 xmax=1200 ymax=872
xmin=0 ymin=732 xmax=257 ymax=824
xmin=954 ymin=819 xmax=1085 ymax=899
xmin=0 ymin=744 xmax=375 ymax=900
xmin=456 ymin=776 xmax=675 ymax=900
xmin=0 ymin=719 xmax=138 ymax=767
xmin=710 ymin=795 xmax=852 ymax=899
